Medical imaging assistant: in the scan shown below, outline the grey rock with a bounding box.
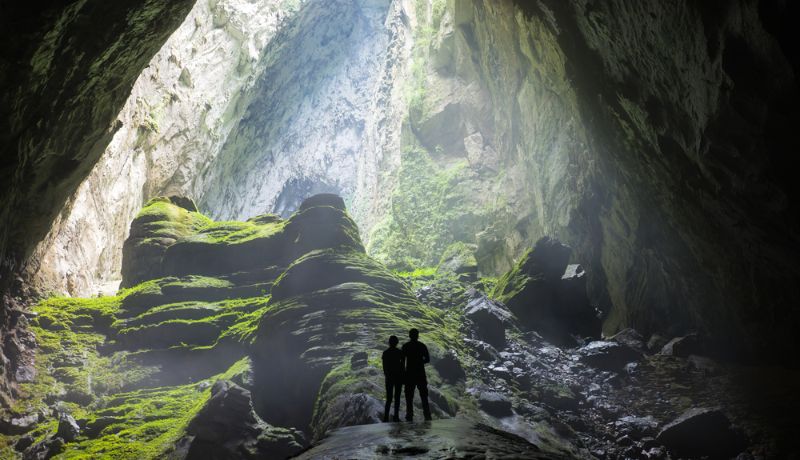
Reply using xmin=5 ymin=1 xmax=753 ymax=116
xmin=660 ymin=333 xmax=704 ymax=358
xmin=433 ymin=350 xmax=466 ymax=384
xmin=56 ymin=414 xmax=80 ymax=442
xmin=577 ymin=341 xmax=642 ymax=371
xmin=609 ymin=328 xmax=647 ymax=354
xmin=477 ymin=391 xmax=513 ymax=417
xmin=464 ymin=294 xmax=511 ymax=348
xmin=615 ymin=415 xmax=659 ymax=438
xmin=656 ymin=407 xmax=747 ymax=459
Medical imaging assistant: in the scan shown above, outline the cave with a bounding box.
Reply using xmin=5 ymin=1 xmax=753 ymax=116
xmin=1 ymin=0 xmax=798 ymax=458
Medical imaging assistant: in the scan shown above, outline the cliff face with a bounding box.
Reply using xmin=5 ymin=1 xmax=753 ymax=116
xmin=26 ymin=0 xmax=300 ymax=297
xmin=0 ymin=0 xmax=195 ymax=409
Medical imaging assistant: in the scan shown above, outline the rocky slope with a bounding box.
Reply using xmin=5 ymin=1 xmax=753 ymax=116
xmin=2 ymin=195 xmax=795 ymax=459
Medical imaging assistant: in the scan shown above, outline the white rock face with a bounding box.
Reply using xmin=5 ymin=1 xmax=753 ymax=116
xmin=28 ymin=0 xmax=301 ymax=296
xmin=199 ymin=0 xmax=407 ymax=221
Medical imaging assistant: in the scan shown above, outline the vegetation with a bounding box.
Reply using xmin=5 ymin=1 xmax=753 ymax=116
xmin=368 ymin=147 xmax=484 ymax=269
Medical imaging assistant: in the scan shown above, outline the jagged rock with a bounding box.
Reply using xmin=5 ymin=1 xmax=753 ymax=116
xmin=428 ymin=387 xmax=458 ymax=417
xmin=610 ymin=328 xmax=647 ymax=354
xmin=464 ymin=338 xmax=499 ymax=362
xmin=660 ymin=333 xmax=704 ymax=358
xmin=315 ymin=392 xmax=385 ymax=435
xmin=477 ymin=391 xmax=513 ymax=417
xmin=56 ymin=413 xmax=80 ymax=442
xmin=615 ymin=415 xmax=659 ymax=438
xmin=656 ymin=407 xmax=747 ymax=459
xmin=433 ymin=350 xmax=466 ymax=384
xmin=577 ymin=341 xmax=642 ymax=371
xmin=184 ymin=380 xmax=305 ymax=459
xmin=15 ymin=434 xmax=34 ymax=452
xmin=647 ymin=334 xmax=668 ymax=353
xmin=491 ymin=237 xmax=599 ymax=344
xmin=350 ymin=352 xmax=368 ymax=370
xmin=463 ymin=293 xmax=511 ymax=348
xmin=0 ymin=411 xmax=43 ymax=435
xmin=23 ymin=436 xmax=65 ymax=460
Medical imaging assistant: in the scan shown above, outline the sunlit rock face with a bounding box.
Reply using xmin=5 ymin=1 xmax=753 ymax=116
xmin=0 ymin=0 xmax=194 ymax=408
xmin=199 ymin=0 xmax=404 ymax=222
xmin=27 ymin=0 xmax=301 ymax=297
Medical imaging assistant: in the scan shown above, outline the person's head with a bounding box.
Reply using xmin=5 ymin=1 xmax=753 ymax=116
xmin=388 ymin=335 xmax=399 ymax=347
xmin=409 ymin=328 xmax=419 ymax=341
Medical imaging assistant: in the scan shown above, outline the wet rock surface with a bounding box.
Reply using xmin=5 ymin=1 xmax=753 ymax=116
xmin=295 ymin=419 xmax=565 ymax=460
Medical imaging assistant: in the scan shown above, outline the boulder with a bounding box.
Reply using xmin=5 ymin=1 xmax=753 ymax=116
xmin=660 ymin=333 xmax=704 ymax=358
xmin=477 ymin=391 xmax=513 ymax=417
xmin=609 ymin=328 xmax=647 ymax=354
xmin=463 ymin=293 xmax=511 ymax=348
xmin=464 ymin=339 xmax=499 ymax=362
xmin=56 ymin=413 xmax=80 ymax=442
xmin=615 ymin=415 xmax=659 ymax=438
xmin=656 ymin=407 xmax=747 ymax=459
xmin=184 ymin=380 xmax=305 ymax=459
xmin=23 ymin=436 xmax=64 ymax=460
xmin=577 ymin=341 xmax=642 ymax=371
xmin=647 ymin=334 xmax=668 ymax=353
xmin=0 ymin=412 xmax=40 ymax=435
xmin=433 ymin=350 xmax=466 ymax=384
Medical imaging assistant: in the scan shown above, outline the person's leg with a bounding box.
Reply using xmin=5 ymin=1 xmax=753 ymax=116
xmin=418 ymin=380 xmax=431 ymax=421
xmin=404 ymin=382 xmax=415 ymax=421
xmin=384 ymin=379 xmax=392 ymax=422
xmin=392 ymin=381 xmax=402 ymax=421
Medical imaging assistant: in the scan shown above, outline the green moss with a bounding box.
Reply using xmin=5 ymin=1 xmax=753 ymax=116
xmin=490 ymin=248 xmax=535 ymax=304
xmin=367 ymin=147 xmax=484 ymax=269
xmin=53 ymin=358 xmax=251 ymax=459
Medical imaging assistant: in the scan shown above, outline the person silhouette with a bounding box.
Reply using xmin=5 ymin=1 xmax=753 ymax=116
xmin=382 ymin=335 xmax=404 ymax=422
xmin=401 ymin=328 xmax=432 ymax=421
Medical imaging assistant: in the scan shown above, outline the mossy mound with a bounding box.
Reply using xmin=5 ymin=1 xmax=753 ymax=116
xmin=122 ymin=194 xmax=363 ymax=287
xmin=252 ymin=247 xmax=466 ymax=439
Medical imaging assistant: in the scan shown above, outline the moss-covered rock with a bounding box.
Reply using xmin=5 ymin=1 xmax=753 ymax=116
xmin=491 ymin=237 xmax=599 ymax=344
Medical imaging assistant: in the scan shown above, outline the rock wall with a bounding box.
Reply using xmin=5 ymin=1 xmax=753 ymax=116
xmin=523 ymin=0 xmax=800 ymax=358
xmin=199 ymin=0 xmax=407 ymax=222
xmin=27 ymin=0 xmax=301 ymax=296
xmin=0 ymin=0 xmax=195 ymax=407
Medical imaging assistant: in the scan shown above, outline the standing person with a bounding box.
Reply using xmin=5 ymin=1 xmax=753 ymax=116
xmin=382 ymin=335 xmax=404 ymax=422
xmin=401 ymin=328 xmax=432 ymax=421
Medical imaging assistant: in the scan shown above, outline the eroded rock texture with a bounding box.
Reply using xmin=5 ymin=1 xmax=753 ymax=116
xmin=27 ymin=0 xmax=300 ymax=297
xmin=0 ymin=0 xmax=194 ymax=407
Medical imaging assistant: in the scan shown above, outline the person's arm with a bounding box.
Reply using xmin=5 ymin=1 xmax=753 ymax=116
xmin=401 ymin=345 xmax=407 ymax=372
xmin=382 ymin=351 xmax=388 ymax=376
xmin=422 ymin=344 xmax=430 ymax=364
